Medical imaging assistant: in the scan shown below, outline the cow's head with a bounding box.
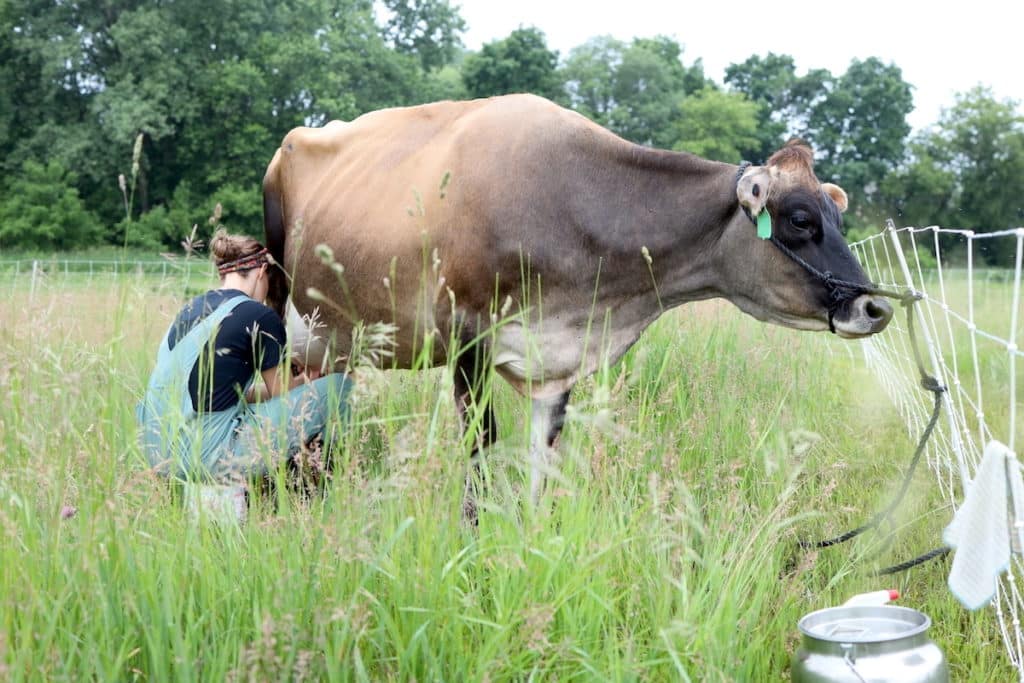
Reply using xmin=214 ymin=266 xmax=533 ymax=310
xmin=717 ymin=139 xmax=892 ymax=338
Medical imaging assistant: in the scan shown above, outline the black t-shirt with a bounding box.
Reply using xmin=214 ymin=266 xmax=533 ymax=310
xmin=166 ymin=289 xmax=287 ymax=412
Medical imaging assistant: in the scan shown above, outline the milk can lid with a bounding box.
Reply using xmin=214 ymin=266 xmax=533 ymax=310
xmin=798 ymin=605 xmax=932 ymax=644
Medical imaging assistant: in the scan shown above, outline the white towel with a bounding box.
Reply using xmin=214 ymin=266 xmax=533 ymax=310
xmin=943 ymin=440 xmax=1023 ymax=610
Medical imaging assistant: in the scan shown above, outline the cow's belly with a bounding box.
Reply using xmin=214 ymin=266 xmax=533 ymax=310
xmin=491 ymin=301 xmax=659 ymax=398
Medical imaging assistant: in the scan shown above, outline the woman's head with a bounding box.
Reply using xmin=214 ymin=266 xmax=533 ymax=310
xmin=210 ymin=229 xmax=270 ymax=301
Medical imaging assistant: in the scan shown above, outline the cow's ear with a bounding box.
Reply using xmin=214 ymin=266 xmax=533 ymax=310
xmin=821 ymin=183 xmax=848 ymax=213
xmin=736 ymin=165 xmax=776 ymax=217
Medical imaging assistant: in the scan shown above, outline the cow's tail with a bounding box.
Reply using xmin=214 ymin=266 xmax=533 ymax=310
xmin=262 ymin=149 xmax=289 ymax=318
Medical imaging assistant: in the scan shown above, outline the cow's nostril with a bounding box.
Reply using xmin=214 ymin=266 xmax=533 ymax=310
xmin=863 ymin=296 xmax=894 ymax=327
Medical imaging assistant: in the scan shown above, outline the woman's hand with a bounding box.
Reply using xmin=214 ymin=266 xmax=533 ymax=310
xmin=289 ymin=360 xmax=323 ymax=387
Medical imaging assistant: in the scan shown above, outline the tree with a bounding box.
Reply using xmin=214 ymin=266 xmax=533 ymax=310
xmin=379 ymin=0 xmax=467 ymax=72
xmin=0 ymin=0 xmax=115 ymax=223
xmin=723 ymin=53 xmax=829 ymax=161
xmin=878 ymin=87 xmax=1024 ymax=263
xmin=728 ymin=56 xmax=913 ymax=227
xmin=878 ymin=135 xmax=958 ymax=231
xmin=417 ymin=64 xmax=469 ymax=102
xmin=1 ymin=0 xmax=449 ymax=249
xmin=0 ymin=160 xmax=102 ymax=251
xmin=609 ymin=37 xmax=709 ymax=147
xmin=561 ymin=35 xmax=624 ymax=128
xmin=462 ymin=27 xmax=561 ymax=100
xmin=804 ymin=58 xmax=913 ymax=225
xmin=671 ymin=88 xmax=760 ymax=163
xmin=939 ymin=88 xmax=1024 ymax=263
xmin=559 ymin=35 xmax=708 ymax=148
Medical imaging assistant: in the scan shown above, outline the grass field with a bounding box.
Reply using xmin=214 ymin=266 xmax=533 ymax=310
xmin=0 ymin=269 xmax=1016 ymax=681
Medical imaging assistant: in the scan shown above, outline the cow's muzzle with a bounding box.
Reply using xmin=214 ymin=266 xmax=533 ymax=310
xmin=764 ymin=235 xmax=907 ymax=336
xmin=832 ymin=294 xmax=894 ymax=337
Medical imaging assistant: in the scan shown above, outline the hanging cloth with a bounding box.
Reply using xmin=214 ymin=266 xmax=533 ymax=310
xmin=944 ymin=440 xmax=1024 ymax=609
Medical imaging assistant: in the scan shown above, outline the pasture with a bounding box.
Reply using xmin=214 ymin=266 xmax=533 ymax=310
xmin=0 ymin=265 xmax=1014 ymax=681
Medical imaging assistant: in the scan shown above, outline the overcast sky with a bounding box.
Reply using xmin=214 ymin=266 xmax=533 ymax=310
xmin=454 ymin=0 xmax=1022 ymax=133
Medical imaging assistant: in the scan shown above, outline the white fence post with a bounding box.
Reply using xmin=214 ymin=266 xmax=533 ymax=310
xmin=29 ymin=260 xmax=39 ymax=301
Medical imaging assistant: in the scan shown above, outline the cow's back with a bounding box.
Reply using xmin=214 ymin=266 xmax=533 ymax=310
xmin=265 ymin=94 xmax=623 ymax=368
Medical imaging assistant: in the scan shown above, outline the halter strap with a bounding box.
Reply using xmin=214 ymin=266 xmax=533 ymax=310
xmin=733 ymin=161 xmax=916 ymax=333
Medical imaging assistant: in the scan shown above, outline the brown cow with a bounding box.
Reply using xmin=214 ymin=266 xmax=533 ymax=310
xmin=263 ymin=94 xmax=892 ymax=504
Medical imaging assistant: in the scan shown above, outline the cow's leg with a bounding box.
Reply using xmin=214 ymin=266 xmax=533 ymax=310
xmin=529 ymin=391 xmax=571 ymax=504
xmin=453 ymin=345 xmax=497 ymax=454
xmin=453 ymin=343 xmax=496 ymax=522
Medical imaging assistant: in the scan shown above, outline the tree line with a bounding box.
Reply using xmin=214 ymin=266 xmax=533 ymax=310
xmin=2 ymin=1 xmax=1022 ymax=263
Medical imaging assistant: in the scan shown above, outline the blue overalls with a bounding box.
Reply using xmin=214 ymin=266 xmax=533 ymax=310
xmin=138 ymin=295 xmax=351 ymax=483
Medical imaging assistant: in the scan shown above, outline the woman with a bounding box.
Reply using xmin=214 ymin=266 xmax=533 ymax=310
xmin=137 ymin=230 xmax=351 ymax=484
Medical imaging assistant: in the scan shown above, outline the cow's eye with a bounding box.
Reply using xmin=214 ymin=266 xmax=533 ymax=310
xmin=790 ymin=211 xmax=813 ymax=231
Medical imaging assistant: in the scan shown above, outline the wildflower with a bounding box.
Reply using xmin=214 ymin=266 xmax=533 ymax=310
xmin=314 ymin=244 xmax=334 ymax=264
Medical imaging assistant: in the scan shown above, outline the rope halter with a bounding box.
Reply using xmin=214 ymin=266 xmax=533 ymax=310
xmin=734 ymin=162 xmax=915 ymax=332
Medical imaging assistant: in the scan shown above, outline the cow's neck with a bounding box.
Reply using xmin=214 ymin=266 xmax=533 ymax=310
xmin=581 ymin=143 xmax=741 ymax=307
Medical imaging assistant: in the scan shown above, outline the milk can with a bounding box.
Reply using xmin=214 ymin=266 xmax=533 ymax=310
xmin=792 ymin=605 xmax=948 ymax=682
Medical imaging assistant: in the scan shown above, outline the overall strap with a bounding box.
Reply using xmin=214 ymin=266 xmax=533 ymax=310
xmin=155 ymin=294 xmax=251 ymax=367
xmin=151 ymin=293 xmax=251 ymax=411
xmin=138 ymin=294 xmax=253 ymax=472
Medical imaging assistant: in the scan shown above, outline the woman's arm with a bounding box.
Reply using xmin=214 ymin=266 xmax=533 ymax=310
xmin=246 ymin=362 xmax=322 ymax=403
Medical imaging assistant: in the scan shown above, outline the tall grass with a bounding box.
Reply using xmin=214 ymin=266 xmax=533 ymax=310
xmin=0 ymin=271 xmax=1013 ymax=680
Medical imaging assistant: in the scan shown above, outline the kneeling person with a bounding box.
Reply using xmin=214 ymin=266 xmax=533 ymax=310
xmin=138 ymin=229 xmax=350 ymax=484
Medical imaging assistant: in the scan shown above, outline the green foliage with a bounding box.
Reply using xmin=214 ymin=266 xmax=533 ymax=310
xmin=207 ymin=182 xmax=265 ymax=234
xmin=116 ymin=180 xmax=228 ymax=251
xmin=117 ymin=206 xmax=177 ymax=251
xmin=561 ymin=35 xmax=709 ymax=148
xmin=879 ymin=87 xmax=1024 ymax=264
xmin=724 ymin=56 xmax=916 ymax=230
xmin=1 ymin=0 xmax=470 ymax=249
xmin=462 ymin=27 xmax=562 ymax=100
xmin=938 ymin=87 xmax=1024 ymax=255
xmin=418 ymin=65 xmax=470 ymax=102
xmin=0 ymin=160 xmax=102 ymax=251
xmin=806 ymin=58 xmax=914 ymax=221
xmin=561 ymin=35 xmax=623 ymax=128
xmin=879 ymin=136 xmax=959 ymax=230
xmin=1 ymin=0 xmax=1021 ymax=252
xmin=671 ymin=88 xmax=760 ymax=163
xmin=610 ymin=37 xmax=709 ymax=147
xmin=724 ymin=53 xmax=831 ymax=162
xmin=380 ymin=0 xmax=467 ymax=71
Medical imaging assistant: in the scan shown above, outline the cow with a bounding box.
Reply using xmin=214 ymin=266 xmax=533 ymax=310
xmin=262 ymin=93 xmax=893 ymax=508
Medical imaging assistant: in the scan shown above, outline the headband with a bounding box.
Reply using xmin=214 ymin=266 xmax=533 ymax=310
xmin=217 ymin=247 xmax=269 ymax=275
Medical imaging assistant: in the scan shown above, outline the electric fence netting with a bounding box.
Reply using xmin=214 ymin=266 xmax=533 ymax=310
xmin=849 ymin=221 xmax=1024 ymax=677
xmin=0 ymin=258 xmax=212 ymax=300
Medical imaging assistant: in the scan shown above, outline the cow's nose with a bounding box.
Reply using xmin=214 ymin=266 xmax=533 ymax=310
xmin=854 ymin=294 xmax=894 ymax=333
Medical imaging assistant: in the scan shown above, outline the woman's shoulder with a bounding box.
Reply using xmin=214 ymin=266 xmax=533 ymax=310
xmin=232 ymin=299 xmax=286 ymax=339
xmin=234 ymin=297 xmax=278 ymax=319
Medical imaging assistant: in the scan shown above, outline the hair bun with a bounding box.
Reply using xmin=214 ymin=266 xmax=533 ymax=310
xmin=209 ymin=228 xmax=264 ymax=268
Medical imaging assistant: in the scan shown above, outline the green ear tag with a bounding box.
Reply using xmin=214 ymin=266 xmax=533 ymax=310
xmin=756 ymin=209 xmax=772 ymax=240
